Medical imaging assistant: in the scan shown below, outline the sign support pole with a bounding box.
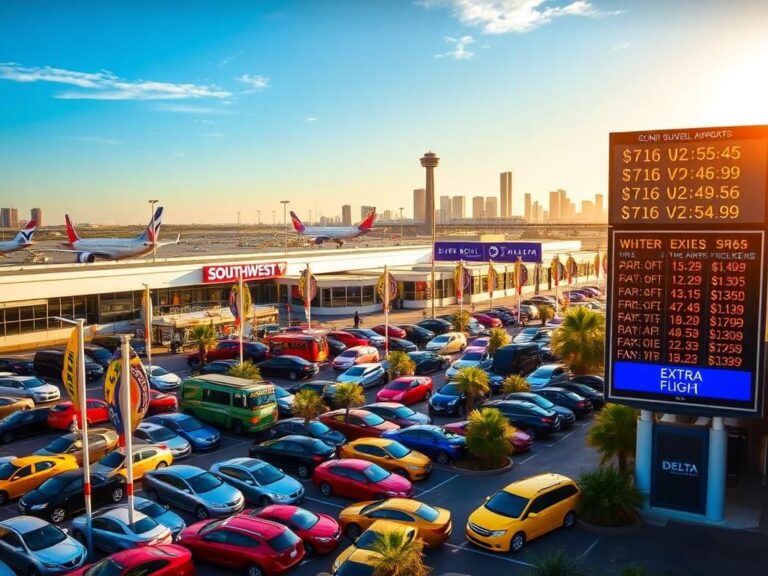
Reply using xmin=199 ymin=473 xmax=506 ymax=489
xmin=635 ymin=410 xmax=653 ymax=509
xmin=305 ymin=263 xmax=311 ymax=330
xmin=554 ymin=255 xmax=560 ymax=319
xmin=706 ymin=417 xmax=727 ymax=521
xmin=458 ymin=260 xmax=463 ymax=322
xmin=488 ymin=261 xmax=494 ymax=312
xmin=76 ymin=318 xmax=93 ymax=556
xmin=384 ymin=265 xmax=390 ymax=358
xmin=239 ymin=275 xmax=244 ymax=365
xmin=120 ymin=335 xmax=135 ymax=525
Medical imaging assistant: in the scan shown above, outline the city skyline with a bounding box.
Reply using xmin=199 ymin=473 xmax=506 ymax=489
xmin=1 ymin=1 xmax=767 ymax=224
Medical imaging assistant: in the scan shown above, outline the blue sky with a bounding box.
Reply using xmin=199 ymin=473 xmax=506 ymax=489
xmin=1 ymin=0 xmax=767 ymax=225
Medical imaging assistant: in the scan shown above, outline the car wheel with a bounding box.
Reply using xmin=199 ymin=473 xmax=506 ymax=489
xmin=304 ymin=542 xmax=315 ymax=557
xmin=196 ymin=505 xmax=209 ymax=520
xmin=233 ymin=420 xmax=244 ymax=435
xmin=1 ymin=432 xmax=13 ymax=444
xmin=0 ymin=491 xmax=7 ymax=505
xmin=246 ymin=564 xmax=264 ymax=576
xmin=320 ymin=483 xmax=333 ymax=497
xmin=524 ymin=427 xmax=537 ymax=440
xmin=435 ymin=450 xmax=450 ymax=465
xmin=346 ymin=523 xmax=361 ymax=539
xmin=50 ymin=506 xmax=66 ymax=524
xmin=259 ymin=496 xmax=272 ymax=508
xmin=424 ymin=390 xmax=431 ymax=401
xmin=288 ymin=370 xmax=299 ymax=381
xmin=155 ymin=461 xmax=168 ymax=470
xmin=111 ymin=487 xmax=124 ymax=502
xmin=297 ymin=465 xmax=310 ymax=479
xmin=510 ymin=531 xmax=526 ymax=553
xmin=563 ymin=511 xmax=576 ymax=529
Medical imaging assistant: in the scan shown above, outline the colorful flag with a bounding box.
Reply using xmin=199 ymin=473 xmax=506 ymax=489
xmin=514 ymin=258 xmax=529 ymax=296
xmin=454 ymin=263 xmax=471 ymax=299
xmin=551 ymin=256 xmax=561 ymax=287
xmin=487 ymin=263 xmax=498 ymax=296
xmin=229 ymin=283 xmax=252 ymax=327
xmin=104 ymin=348 xmax=150 ymax=433
xmin=377 ymin=270 xmax=398 ymax=311
xmin=141 ymin=290 xmax=153 ymax=339
xmin=61 ymin=328 xmax=81 ymax=412
xmin=565 ymin=255 xmax=577 ymax=285
xmin=299 ymin=268 xmax=317 ymax=310
xmin=594 ymin=253 xmax=601 ymax=280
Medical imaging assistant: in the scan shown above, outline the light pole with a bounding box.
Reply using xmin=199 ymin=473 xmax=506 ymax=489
xmin=280 ymin=200 xmax=290 ymax=255
xmin=399 ymin=207 xmax=404 ymax=238
xmin=257 ymin=210 xmax=261 ymax=227
xmin=148 ymin=199 xmax=159 ymax=262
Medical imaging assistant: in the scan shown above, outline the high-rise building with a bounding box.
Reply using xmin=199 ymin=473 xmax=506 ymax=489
xmin=500 ymin=172 xmax=512 ymax=217
xmin=0 ymin=208 xmax=18 ymax=228
xmin=382 ymin=209 xmax=392 ymax=221
xmin=581 ymin=200 xmax=595 ymax=221
xmin=548 ymin=191 xmax=560 ymax=221
xmin=413 ymin=188 xmax=426 ymax=223
xmin=472 ymin=196 xmax=485 ymax=219
xmin=440 ymin=196 xmax=451 ymax=223
xmin=451 ymin=196 xmax=465 ymax=220
xmin=485 ymin=197 xmax=498 ymax=218
xmin=31 ymin=208 xmax=42 ymax=226
xmin=532 ymin=201 xmax=543 ymax=223
xmin=595 ymin=194 xmax=604 ymax=217
xmin=435 ymin=209 xmax=447 ymax=224
xmin=419 ymin=152 xmax=439 ymax=232
xmin=524 ymin=193 xmax=532 ymax=222
xmin=341 ymin=205 xmax=352 ymax=226
xmin=558 ymin=189 xmax=567 ymax=219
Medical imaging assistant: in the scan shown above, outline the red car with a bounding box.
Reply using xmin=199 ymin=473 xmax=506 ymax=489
xmin=443 ymin=420 xmax=533 ymax=452
xmin=327 ymin=330 xmax=369 ymax=348
xmin=245 ymin=505 xmax=342 ymax=556
xmin=148 ymin=389 xmax=178 ymax=415
xmin=318 ymin=409 xmax=399 ymax=440
xmin=472 ymin=313 xmax=503 ymax=328
xmin=375 ymin=376 xmax=433 ymax=405
xmin=47 ymin=398 xmax=109 ymax=431
xmin=372 ymin=324 xmax=407 ymax=339
xmin=312 ymin=458 xmax=413 ymax=500
xmin=179 ymin=515 xmax=304 ymax=576
xmin=67 ymin=545 xmax=194 ymax=576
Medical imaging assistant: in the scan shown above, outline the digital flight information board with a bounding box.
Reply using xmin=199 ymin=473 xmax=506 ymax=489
xmin=607 ymin=126 xmax=768 ymax=417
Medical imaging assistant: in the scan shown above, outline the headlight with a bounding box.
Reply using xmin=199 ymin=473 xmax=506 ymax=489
xmin=29 ymin=503 xmax=48 ymax=510
xmin=274 ymin=493 xmax=290 ymax=501
xmin=489 ymin=529 xmax=507 ymax=537
xmin=316 ymin=536 xmax=334 ymax=542
xmin=407 ymin=464 xmax=422 ymax=470
xmin=447 ymin=399 xmax=458 ymax=406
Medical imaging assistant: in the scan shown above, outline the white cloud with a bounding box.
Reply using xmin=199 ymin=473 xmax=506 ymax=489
xmin=612 ymin=41 xmax=632 ymax=50
xmin=62 ymin=136 xmax=120 ymax=145
xmin=155 ymin=104 xmax=234 ymax=115
xmin=0 ymin=62 xmax=231 ymax=100
xmin=238 ymin=74 xmax=270 ymax=93
xmin=305 ymin=116 xmax=318 ymax=122
xmin=172 ymin=152 xmax=185 ymax=158
xmin=435 ymin=35 xmax=476 ymax=59
xmin=218 ymin=52 xmax=242 ymax=67
xmin=422 ymin=0 xmax=619 ymax=34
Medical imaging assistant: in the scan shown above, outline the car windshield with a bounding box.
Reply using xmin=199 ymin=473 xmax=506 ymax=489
xmin=274 ymin=387 xmax=290 ymax=399
xmin=23 ymin=523 xmax=67 ymax=551
xmin=339 ymin=351 xmax=358 ymax=358
xmin=432 ymin=336 xmax=449 ymax=344
xmin=150 ymin=367 xmax=169 ymax=377
xmin=307 ymin=421 xmax=332 ymax=435
xmin=268 ymin=529 xmax=300 ymax=552
xmin=362 ymin=413 xmax=385 ymax=426
xmin=528 ymin=396 xmax=555 ymax=409
xmin=438 ymin=383 xmax=460 ymax=395
xmin=21 ymin=378 xmax=47 ymax=389
xmin=571 ymin=384 xmax=593 ymax=395
xmin=146 ymin=427 xmax=175 ymax=442
xmin=0 ymin=410 xmax=25 ymax=424
xmin=253 ymin=464 xmax=284 ymax=485
xmin=385 ymin=442 xmax=411 ymax=459
xmin=345 ymin=367 xmax=365 ymax=376
xmin=363 ymin=464 xmax=390 ymax=483
xmin=290 ymin=508 xmax=319 ymax=530
xmin=560 ymin=390 xmax=582 ymax=400
xmin=0 ymin=462 xmax=19 ymax=480
xmin=531 ymin=367 xmax=555 ymax=377
xmin=188 ymin=472 xmax=222 ymax=493
xmin=137 ymin=500 xmax=166 ymax=517
xmin=179 ymin=417 xmax=204 ymax=432
xmin=37 ymin=474 xmax=72 ymax=496
xmin=337 ymin=561 xmax=376 ymax=576
xmin=44 ymin=436 xmax=74 ymax=453
xmin=392 ymin=406 xmax=416 ymax=418
xmin=85 ymin=559 xmax=125 ymax=576
xmin=98 ymin=451 xmax=125 ymax=468
xmin=129 ymin=516 xmax=158 ymax=534
xmin=355 ymin=529 xmax=385 ymax=550
xmin=248 ymin=392 xmax=274 ymax=409
xmin=485 ymin=491 xmax=530 ymax=519
xmin=462 ymin=352 xmax=484 ymax=361
xmin=387 ymin=381 xmax=409 ymax=390
xmin=414 ymin=503 xmax=440 ymax=522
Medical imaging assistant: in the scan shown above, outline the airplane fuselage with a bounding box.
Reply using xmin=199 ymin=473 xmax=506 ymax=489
xmin=0 ymin=241 xmax=30 ymax=255
xmin=67 ymin=238 xmax=154 ymax=260
xmin=297 ymin=226 xmax=370 ymax=240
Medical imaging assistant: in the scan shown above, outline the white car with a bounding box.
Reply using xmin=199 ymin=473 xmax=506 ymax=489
xmin=144 ymin=365 xmax=182 ymax=392
xmin=425 ymin=332 xmax=467 ymax=355
xmin=445 ymin=349 xmax=490 ymax=380
xmin=331 ymin=346 xmax=380 ymax=371
xmin=525 ymin=363 xmax=570 ymax=390
xmin=336 ymin=363 xmax=387 ymax=389
xmin=0 ymin=375 xmax=60 ymax=404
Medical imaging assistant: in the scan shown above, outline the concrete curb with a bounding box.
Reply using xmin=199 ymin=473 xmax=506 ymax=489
xmin=451 ymin=457 xmax=515 ymax=475
xmin=576 ymin=517 xmax=643 ymax=534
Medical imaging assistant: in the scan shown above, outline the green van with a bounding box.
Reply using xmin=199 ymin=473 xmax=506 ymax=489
xmin=180 ymin=374 xmax=277 ymax=434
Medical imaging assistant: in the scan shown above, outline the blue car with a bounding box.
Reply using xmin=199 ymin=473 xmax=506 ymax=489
xmin=0 ymin=516 xmax=86 ymax=575
xmin=144 ymin=413 xmax=220 ymax=451
xmin=133 ymin=495 xmax=186 ymax=539
xmin=71 ymin=506 xmax=172 ymax=553
xmin=381 ymin=425 xmax=466 ymax=465
xmin=210 ymin=457 xmax=304 ymax=506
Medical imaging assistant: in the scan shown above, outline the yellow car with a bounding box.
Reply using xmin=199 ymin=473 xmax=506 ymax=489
xmin=465 ymin=473 xmax=580 ymax=553
xmin=339 ymin=498 xmax=452 ymax=548
xmin=338 ymin=437 xmax=431 ymax=481
xmin=331 ymin=548 xmax=379 ymax=576
xmin=332 ymin=520 xmax=417 ymax=574
xmin=91 ymin=444 xmax=173 ymax=480
xmin=0 ymin=455 xmax=79 ymax=504
xmin=0 ymin=396 xmax=34 ymax=418
xmin=35 ymin=428 xmax=120 ymax=465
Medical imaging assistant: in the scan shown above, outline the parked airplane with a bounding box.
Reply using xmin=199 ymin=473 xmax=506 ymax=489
xmin=290 ymin=208 xmax=376 ymax=247
xmin=55 ymin=207 xmax=179 ymax=262
xmin=0 ymin=220 xmax=37 ymax=256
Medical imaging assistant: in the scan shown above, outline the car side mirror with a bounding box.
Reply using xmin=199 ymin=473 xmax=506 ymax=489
xmin=183 ymin=488 xmax=192 ymax=494
xmin=526 ymin=512 xmax=538 ymax=519
xmin=485 ymin=496 xmax=490 ymax=502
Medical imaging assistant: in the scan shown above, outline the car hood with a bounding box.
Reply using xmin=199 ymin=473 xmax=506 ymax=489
xmin=430 ymin=392 xmax=461 ymax=405
xmin=425 ymin=342 xmax=446 ymax=351
xmin=468 ymin=504 xmax=517 ymax=532
xmin=185 ymin=427 xmax=219 ymax=441
xmin=376 ymin=389 xmax=405 ymax=401
xmin=155 ymin=509 xmax=186 ymax=533
xmin=333 ymin=357 xmax=355 ymax=367
xmin=200 ymin=482 xmax=243 ymax=505
xmin=19 ymin=487 xmax=49 ymax=506
xmin=29 ymin=383 xmax=60 ymax=395
xmin=153 ymin=374 xmax=180 ymax=383
xmin=318 ymin=430 xmax=346 ymax=446
xmin=376 ymin=473 xmax=412 ymax=494
xmin=264 ymin=474 xmax=303 ymax=496
xmin=34 ymin=537 xmax=84 ymax=566
xmin=313 ymin=513 xmax=341 ymax=537
xmin=162 ymin=436 xmax=191 ymax=451
xmin=374 ymin=421 xmax=400 ymax=433
xmin=401 ymin=450 xmax=431 ymax=468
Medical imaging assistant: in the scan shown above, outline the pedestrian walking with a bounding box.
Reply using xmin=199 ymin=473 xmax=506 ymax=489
xmin=353 ymin=311 xmax=360 ymax=328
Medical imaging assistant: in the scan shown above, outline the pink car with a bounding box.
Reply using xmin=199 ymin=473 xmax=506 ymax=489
xmin=372 ymin=324 xmax=407 ymax=339
xmin=472 ymin=313 xmax=503 ymax=328
xmin=375 ymin=376 xmax=433 ymax=405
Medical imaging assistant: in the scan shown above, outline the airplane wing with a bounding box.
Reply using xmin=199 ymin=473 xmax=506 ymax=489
xmin=310 ymin=236 xmax=332 ymax=245
xmin=155 ymin=233 xmax=181 ymax=247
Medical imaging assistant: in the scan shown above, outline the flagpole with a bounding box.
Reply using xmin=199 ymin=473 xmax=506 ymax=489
xmin=120 ymin=335 xmax=135 ymax=525
xmin=305 ymin=263 xmax=311 ymax=331
xmin=142 ymin=284 xmax=152 ymax=369
xmin=488 ymin=261 xmax=494 ymax=312
xmin=554 ymin=255 xmax=560 ymax=319
xmin=384 ymin=265 xmax=390 ymax=358
xmin=458 ymin=260 xmax=463 ymax=322
xmin=76 ymin=318 xmax=93 ymax=556
xmin=239 ymin=275 xmax=244 ymax=365
xmin=516 ymin=259 xmax=521 ymax=326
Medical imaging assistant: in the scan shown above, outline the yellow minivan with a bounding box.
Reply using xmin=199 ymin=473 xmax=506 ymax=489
xmin=465 ymin=473 xmax=580 ymax=553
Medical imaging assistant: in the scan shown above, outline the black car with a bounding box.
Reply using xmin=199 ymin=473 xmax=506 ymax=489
xmin=481 ymin=399 xmax=561 ymax=439
xmin=407 ymin=351 xmax=450 ymax=375
xmin=33 ymin=349 xmax=104 ymax=382
xmin=556 ymin=382 xmax=605 ymax=409
xmin=428 ymin=381 xmax=489 ymax=416
xmin=0 ymin=358 xmax=35 ymax=376
xmin=504 ymin=392 xmax=576 ymax=428
xmin=325 ymin=336 xmax=348 ymax=358
xmin=267 ymin=417 xmax=346 ymax=447
xmin=258 ymin=355 xmax=319 ymax=381
xmin=18 ymin=470 xmax=125 ymax=523
xmin=249 ymin=435 xmax=336 ymax=478
xmin=0 ymin=407 xmax=50 ymax=444
xmin=288 ymin=381 xmax=340 ymax=406
xmin=397 ymin=324 xmax=434 ymax=346
xmin=83 ymin=345 xmax=113 ymax=369
xmin=416 ymin=318 xmax=452 ymax=336
xmin=536 ymin=387 xmax=593 ymax=418
xmin=363 ymin=403 xmax=432 ymax=427
xmin=274 ymin=386 xmax=295 ymax=417
xmin=198 ymin=359 xmax=239 ymax=375
xmin=387 ymin=338 xmax=418 ymax=352
xmin=90 ymin=335 xmax=146 ymax=356
xmin=569 ymin=374 xmax=604 ymax=392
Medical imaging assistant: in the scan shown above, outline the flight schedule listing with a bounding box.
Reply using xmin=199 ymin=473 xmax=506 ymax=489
xmin=609 ymin=230 xmax=764 ymax=411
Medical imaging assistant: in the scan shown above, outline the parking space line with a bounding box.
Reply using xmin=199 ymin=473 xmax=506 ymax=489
xmin=517 ymin=451 xmax=540 ymax=465
xmin=415 ymin=473 xmax=458 ymax=497
xmin=578 ymin=537 xmax=601 ymax=559
xmin=443 ymin=542 xmax=534 ymax=567
xmin=304 ymin=497 xmax=345 ymax=509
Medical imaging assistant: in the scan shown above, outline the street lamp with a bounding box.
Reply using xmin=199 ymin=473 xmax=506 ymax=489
xmin=399 ymin=207 xmax=404 ymax=239
xmin=148 ymin=199 xmax=159 ymax=262
xmin=280 ymin=200 xmax=290 ymax=255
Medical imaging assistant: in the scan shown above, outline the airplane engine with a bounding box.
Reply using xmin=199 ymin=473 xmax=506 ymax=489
xmin=76 ymin=252 xmax=96 ymax=263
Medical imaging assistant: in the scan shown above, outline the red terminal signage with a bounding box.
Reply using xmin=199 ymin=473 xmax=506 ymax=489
xmin=202 ymin=262 xmax=287 ymax=284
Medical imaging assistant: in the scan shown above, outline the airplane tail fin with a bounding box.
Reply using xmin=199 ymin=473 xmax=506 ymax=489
xmin=289 ymin=211 xmax=306 ymax=232
xmin=138 ymin=206 xmax=164 ymax=243
xmin=13 ymin=220 xmax=37 ymax=245
xmin=357 ymin=208 xmax=376 ymax=231
xmin=64 ymin=215 xmax=80 ymax=244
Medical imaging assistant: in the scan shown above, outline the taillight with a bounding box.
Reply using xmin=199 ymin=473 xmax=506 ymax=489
xmin=577 ymin=400 xmax=588 ymax=408
xmin=312 ymin=454 xmax=326 ymax=462
xmin=541 ymin=417 xmax=554 ymax=424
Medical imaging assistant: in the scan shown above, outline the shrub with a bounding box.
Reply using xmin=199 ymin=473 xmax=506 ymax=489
xmin=387 ymin=350 xmax=415 ymax=379
xmin=526 ymin=548 xmax=589 ymax=576
xmin=465 ymin=408 xmax=513 ymax=468
xmin=227 ymin=360 xmax=262 ymax=381
xmin=333 ymin=382 xmax=365 ymax=423
xmin=292 ymin=389 xmax=326 ymax=424
xmin=452 ymin=366 xmax=490 ymax=413
xmin=537 ymin=303 xmax=555 ymax=325
xmin=587 ymin=403 xmax=637 ymax=475
xmin=451 ymin=309 xmax=471 ymax=333
xmin=550 ymin=307 xmax=605 ymax=375
xmin=488 ymin=327 xmax=510 ymax=356
xmin=502 ymin=374 xmax=530 ymax=395
xmin=577 ymin=466 xmax=644 ymax=527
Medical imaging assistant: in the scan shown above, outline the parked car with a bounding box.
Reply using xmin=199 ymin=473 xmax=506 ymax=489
xmin=246 ymin=504 xmax=342 ymax=556
xmin=0 ymin=375 xmax=61 ymax=404
xmin=90 ymin=335 xmax=148 ymax=357
xmin=134 ymin=422 xmax=192 ymax=459
xmin=0 ymin=516 xmax=87 ymax=575
xmin=375 ymin=376 xmax=433 ymax=405
xmin=428 ymin=381 xmax=488 ymax=417
xmin=338 ymin=438 xmax=431 ymax=482
xmin=476 ymin=359 xmax=506 ymax=392
xmin=327 ymin=331 xmax=370 ymax=348
xmin=35 ymin=428 xmax=119 ymax=465
xmin=0 ymin=455 xmax=79 ymax=505
xmin=197 ymin=359 xmax=239 ymax=375
xmin=210 ymin=457 xmax=304 ymax=507
xmin=407 ymin=351 xmax=451 ymax=375
xmin=371 ymin=325 xmax=406 ymax=339
xmin=386 ymin=337 xmax=418 ymax=352
xmin=343 ymin=328 xmax=386 ymax=347
xmin=336 ymin=363 xmax=387 ymax=388
xmin=67 ymin=545 xmax=193 ymax=576
xmin=332 ymin=346 xmax=380 ymax=371
xmin=425 ymin=332 xmax=467 ymax=355
xmin=381 ymin=425 xmax=466 ymax=464
xmin=258 ymin=355 xmax=319 ymax=381
xmin=178 ymin=514 xmax=304 ymax=575
xmin=249 ymin=435 xmax=336 ymax=479
xmin=556 ymin=381 xmax=605 ymax=409
xmin=144 ymin=365 xmax=182 ymax=392
xmin=142 ymin=465 xmax=245 ymax=520
xmin=313 ymin=458 xmax=413 ymax=500
xmin=480 ymin=399 xmax=562 ymax=439
xmin=91 ymin=445 xmax=173 ymax=481
xmin=331 ymin=521 xmax=416 ymax=574
xmin=444 ymin=420 xmax=533 ymax=453
xmin=0 ymin=358 xmax=35 ymax=376
xmin=472 ymin=313 xmax=502 ymax=328
xmin=47 ymin=398 xmax=109 ymax=431
xmin=513 ymin=327 xmax=553 ymax=344
xmin=397 ymin=324 xmax=435 ymax=346
xmin=144 ymin=413 xmax=220 ymax=451
xmin=71 ymin=506 xmax=172 ymax=553
xmin=0 ymin=396 xmax=34 ymax=418
xmin=319 ymin=409 xmax=399 ymax=440
xmin=325 ymin=336 xmax=348 ymax=358
xmin=19 ymin=470 xmax=126 ymax=523
xmin=445 ymin=349 xmax=490 ymax=380
xmin=186 ymin=340 xmax=269 ymax=366
xmin=569 ymin=374 xmax=604 ymax=392
xmin=416 ymin=318 xmax=452 ymax=335
xmin=363 ymin=402 xmax=432 ymax=427
xmin=465 ymin=473 xmax=580 ymax=552
xmin=270 ymin=385 xmax=295 ymax=417
xmin=490 ymin=343 xmax=541 ymax=377
xmin=132 ymin=496 xmax=187 ymax=539
xmin=254 ymin=323 xmax=282 ymax=339
xmin=535 ymin=387 xmax=593 ymax=418
xmin=525 ymin=363 xmax=570 ymax=390
xmin=147 ymin=389 xmax=178 ymax=415
xmin=502 ymin=393 xmax=576 ymax=429
xmin=0 ymin=407 xmax=50 ymax=444
xmin=33 ymin=350 xmax=103 ymax=382
xmin=81 ymin=345 xmax=113 ymax=369
xmin=267 ymin=417 xmax=346 ymax=447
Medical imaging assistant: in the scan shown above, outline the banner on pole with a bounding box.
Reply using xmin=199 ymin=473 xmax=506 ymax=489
xmin=61 ymin=328 xmax=81 ymax=412
xmin=229 ymin=283 xmax=251 ymax=327
xmin=377 ymin=271 xmax=398 ymax=310
xmin=298 ymin=269 xmax=318 ymax=303
xmin=454 ymin=264 xmax=471 ymax=298
xmin=141 ymin=290 xmax=153 ymax=338
xmin=514 ymin=258 xmax=529 ymax=296
xmin=594 ymin=253 xmax=601 ymax=280
xmin=104 ymin=349 xmax=150 ymax=433
xmin=565 ymin=255 xmax=578 ymax=285
xmin=551 ymin=256 xmax=565 ymax=287
xmin=487 ymin=263 xmax=498 ymax=296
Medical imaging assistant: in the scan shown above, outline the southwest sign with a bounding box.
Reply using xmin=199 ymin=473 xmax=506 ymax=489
xmin=203 ymin=262 xmax=287 ymax=284
xmin=434 ymin=241 xmax=542 ymax=263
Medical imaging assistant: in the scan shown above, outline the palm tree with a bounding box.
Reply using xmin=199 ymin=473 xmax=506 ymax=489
xmin=550 ymin=307 xmax=605 ymax=375
xmin=453 ymin=366 xmax=490 ymax=414
xmin=526 ymin=548 xmax=589 ymax=576
xmin=537 ymin=303 xmax=555 ymax=326
xmin=451 ymin=309 xmax=471 ymax=333
xmin=189 ymin=324 xmax=217 ymax=366
xmin=227 ymin=360 xmax=262 ymax=380
xmin=292 ymin=389 xmax=327 ymax=425
xmin=577 ymin=466 xmax=644 ymax=527
xmin=587 ymin=403 xmax=637 ymax=475
xmin=370 ymin=529 xmax=430 ymax=576
xmin=387 ymin=350 xmax=415 ymax=379
xmin=333 ymin=382 xmax=365 ymax=423
xmin=488 ymin=327 xmax=510 ymax=356
xmin=465 ymin=408 xmax=513 ymax=467
xmin=502 ymin=374 xmax=530 ymax=396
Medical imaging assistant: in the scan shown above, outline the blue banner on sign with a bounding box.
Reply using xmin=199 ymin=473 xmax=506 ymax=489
xmin=434 ymin=242 xmax=542 ymax=263
xmin=613 ymin=362 xmax=752 ymax=402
